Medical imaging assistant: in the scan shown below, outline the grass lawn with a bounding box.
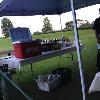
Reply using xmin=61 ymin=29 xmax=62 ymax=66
xmin=0 ymin=29 xmax=98 ymax=99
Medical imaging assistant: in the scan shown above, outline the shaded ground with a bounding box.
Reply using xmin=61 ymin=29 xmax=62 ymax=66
xmin=21 ymin=69 xmax=100 ymax=100
xmin=2 ymin=67 xmax=100 ymax=100
xmin=6 ymin=68 xmax=100 ymax=100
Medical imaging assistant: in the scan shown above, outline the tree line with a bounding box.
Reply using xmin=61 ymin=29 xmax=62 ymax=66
xmin=65 ymin=19 xmax=93 ymax=31
xmin=1 ymin=17 xmax=94 ymax=38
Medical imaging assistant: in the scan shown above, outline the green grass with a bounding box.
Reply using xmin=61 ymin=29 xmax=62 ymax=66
xmin=0 ymin=37 xmax=13 ymax=51
xmin=33 ymin=31 xmax=74 ymax=40
xmin=0 ymin=29 xmax=97 ymax=98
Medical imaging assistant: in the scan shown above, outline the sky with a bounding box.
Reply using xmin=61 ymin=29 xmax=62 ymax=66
xmin=0 ymin=4 xmax=100 ymax=37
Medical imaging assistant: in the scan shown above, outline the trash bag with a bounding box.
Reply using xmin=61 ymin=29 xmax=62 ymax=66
xmin=52 ymin=67 xmax=72 ymax=84
xmin=36 ymin=74 xmax=61 ymax=92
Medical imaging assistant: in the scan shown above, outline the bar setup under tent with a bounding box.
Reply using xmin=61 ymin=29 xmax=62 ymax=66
xmin=0 ymin=0 xmax=100 ymax=100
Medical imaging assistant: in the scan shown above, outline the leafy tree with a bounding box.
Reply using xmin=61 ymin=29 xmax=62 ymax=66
xmin=42 ymin=17 xmax=53 ymax=33
xmin=77 ymin=19 xmax=84 ymax=27
xmin=1 ymin=18 xmax=14 ymax=38
xmin=65 ymin=19 xmax=93 ymax=30
xmin=65 ymin=21 xmax=73 ymax=30
xmin=79 ymin=20 xmax=92 ymax=29
xmin=65 ymin=19 xmax=84 ymax=30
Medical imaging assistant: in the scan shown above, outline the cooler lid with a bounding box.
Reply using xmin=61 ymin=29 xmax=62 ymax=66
xmin=9 ymin=27 xmax=32 ymax=42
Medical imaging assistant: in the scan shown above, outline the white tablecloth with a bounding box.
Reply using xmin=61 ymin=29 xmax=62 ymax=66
xmin=0 ymin=45 xmax=83 ymax=69
xmin=0 ymin=56 xmax=21 ymax=69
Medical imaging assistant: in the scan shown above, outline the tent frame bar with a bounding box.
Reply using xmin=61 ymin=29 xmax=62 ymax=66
xmin=69 ymin=0 xmax=86 ymax=100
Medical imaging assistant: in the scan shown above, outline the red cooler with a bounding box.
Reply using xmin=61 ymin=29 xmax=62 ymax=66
xmin=9 ymin=27 xmax=42 ymax=59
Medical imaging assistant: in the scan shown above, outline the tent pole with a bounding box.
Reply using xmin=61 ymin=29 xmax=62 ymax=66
xmin=69 ymin=0 xmax=86 ymax=100
xmin=59 ymin=15 xmax=63 ymax=32
xmin=59 ymin=15 xmax=64 ymax=38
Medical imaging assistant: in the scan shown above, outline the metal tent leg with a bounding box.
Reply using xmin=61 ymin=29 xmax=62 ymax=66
xmin=69 ymin=0 xmax=86 ymax=100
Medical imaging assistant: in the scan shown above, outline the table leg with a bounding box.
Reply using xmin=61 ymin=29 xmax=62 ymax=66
xmin=30 ymin=64 xmax=34 ymax=78
xmin=67 ymin=53 xmax=77 ymax=68
xmin=17 ymin=70 xmax=22 ymax=83
xmin=58 ymin=55 xmax=62 ymax=67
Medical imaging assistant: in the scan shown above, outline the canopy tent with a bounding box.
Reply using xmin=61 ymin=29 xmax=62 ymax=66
xmin=0 ymin=0 xmax=99 ymax=16
xmin=0 ymin=0 xmax=100 ymax=100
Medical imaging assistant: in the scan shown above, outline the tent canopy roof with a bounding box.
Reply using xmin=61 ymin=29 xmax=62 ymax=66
xmin=0 ymin=0 xmax=100 ymax=16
